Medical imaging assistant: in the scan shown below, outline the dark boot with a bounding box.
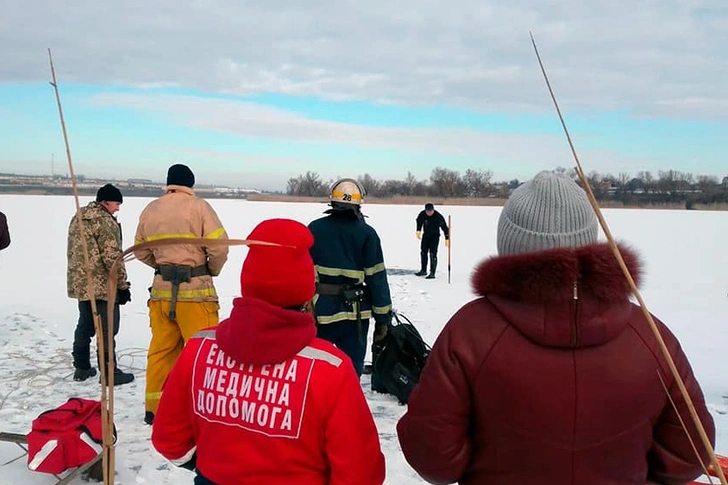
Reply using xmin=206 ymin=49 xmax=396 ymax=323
xmin=100 ymin=369 xmax=135 ymax=386
xmin=73 ymin=367 xmax=97 ymax=381
xmin=99 ymin=352 xmax=135 ymax=386
xmin=426 ymin=254 xmax=438 ymax=279
xmin=113 ymin=369 xmax=135 ymax=385
xmin=415 ymin=248 xmax=428 ymax=276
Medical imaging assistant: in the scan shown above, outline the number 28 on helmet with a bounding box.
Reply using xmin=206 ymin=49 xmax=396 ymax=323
xmin=329 ymin=178 xmax=365 ymax=206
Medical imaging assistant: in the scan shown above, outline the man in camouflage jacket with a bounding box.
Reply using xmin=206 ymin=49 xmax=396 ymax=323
xmin=66 ymin=184 xmax=134 ymax=385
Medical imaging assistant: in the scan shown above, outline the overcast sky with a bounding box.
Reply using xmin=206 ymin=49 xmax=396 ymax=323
xmin=1 ymin=0 xmax=726 ymax=190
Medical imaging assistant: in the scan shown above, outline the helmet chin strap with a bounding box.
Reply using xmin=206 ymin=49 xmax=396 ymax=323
xmin=326 ymin=202 xmax=366 ymax=219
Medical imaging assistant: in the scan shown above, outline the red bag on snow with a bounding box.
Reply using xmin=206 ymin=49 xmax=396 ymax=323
xmin=26 ymin=397 xmax=113 ymax=474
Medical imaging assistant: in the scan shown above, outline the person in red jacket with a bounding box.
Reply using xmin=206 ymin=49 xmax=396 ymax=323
xmin=152 ymin=218 xmax=385 ymax=485
xmin=397 ymin=170 xmax=715 ymax=485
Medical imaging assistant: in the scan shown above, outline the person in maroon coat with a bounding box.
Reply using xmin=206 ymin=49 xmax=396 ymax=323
xmin=0 ymin=210 xmax=9 ymax=251
xmin=397 ymin=170 xmax=715 ymax=485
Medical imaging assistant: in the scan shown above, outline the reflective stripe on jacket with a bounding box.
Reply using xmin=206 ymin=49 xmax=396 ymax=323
xmin=308 ymin=212 xmax=392 ymax=325
xmin=134 ymin=185 xmax=229 ymax=302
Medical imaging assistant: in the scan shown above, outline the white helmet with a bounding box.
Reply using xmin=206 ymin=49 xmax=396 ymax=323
xmin=329 ymin=178 xmax=365 ymax=206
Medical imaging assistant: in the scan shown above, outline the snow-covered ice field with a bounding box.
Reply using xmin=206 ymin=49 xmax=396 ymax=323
xmin=0 ymin=194 xmax=725 ymax=484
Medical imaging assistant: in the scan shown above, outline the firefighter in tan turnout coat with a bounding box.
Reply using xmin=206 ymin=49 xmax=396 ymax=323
xmin=134 ymin=164 xmax=229 ymax=424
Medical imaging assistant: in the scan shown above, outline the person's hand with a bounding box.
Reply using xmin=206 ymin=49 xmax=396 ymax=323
xmin=117 ymin=287 xmax=132 ymax=305
xmin=373 ymin=322 xmax=388 ymax=343
xmin=416 ymin=231 xmax=421 ymax=240
xmin=372 ymin=321 xmax=389 ymax=364
xmin=445 ymin=239 xmax=450 ymax=248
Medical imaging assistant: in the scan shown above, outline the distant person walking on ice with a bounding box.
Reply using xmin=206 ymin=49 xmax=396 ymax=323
xmin=66 ymin=184 xmax=135 ymax=385
xmin=415 ymin=202 xmax=449 ymax=279
xmin=134 ymin=163 xmax=229 ymax=425
xmin=0 ymin=210 xmax=9 ymax=251
xmin=152 ymin=218 xmax=385 ymax=485
xmin=397 ymin=170 xmax=715 ymax=485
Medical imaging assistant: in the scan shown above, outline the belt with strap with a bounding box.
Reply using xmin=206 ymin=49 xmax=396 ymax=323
xmin=154 ymin=265 xmax=210 ymax=278
xmin=315 ymin=282 xmax=367 ymax=345
xmin=155 ymin=264 xmax=210 ymax=320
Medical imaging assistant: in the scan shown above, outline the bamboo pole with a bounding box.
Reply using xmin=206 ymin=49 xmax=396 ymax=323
xmin=48 ymin=49 xmax=114 ymax=485
xmin=529 ymin=32 xmax=725 ymax=485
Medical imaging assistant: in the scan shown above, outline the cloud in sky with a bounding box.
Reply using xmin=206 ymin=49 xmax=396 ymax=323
xmin=0 ymin=81 xmax=724 ymax=190
xmin=2 ymin=0 xmax=727 ymax=119
xmin=90 ymin=92 xmax=556 ymax=156
xmin=89 ymin=90 xmax=651 ymax=179
xmin=1 ymin=1 xmax=726 ymax=189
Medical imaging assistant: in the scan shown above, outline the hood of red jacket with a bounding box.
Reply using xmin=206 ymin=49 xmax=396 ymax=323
xmin=215 ymin=297 xmax=317 ymax=365
xmin=471 ymin=242 xmax=642 ymax=349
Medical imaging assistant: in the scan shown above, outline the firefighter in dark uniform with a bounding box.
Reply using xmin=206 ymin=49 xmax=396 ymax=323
xmin=308 ymin=178 xmax=392 ymax=379
xmin=415 ymin=202 xmax=450 ymax=279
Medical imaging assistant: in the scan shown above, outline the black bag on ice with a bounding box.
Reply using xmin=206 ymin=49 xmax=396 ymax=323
xmin=371 ymin=311 xmax=431 ymax=404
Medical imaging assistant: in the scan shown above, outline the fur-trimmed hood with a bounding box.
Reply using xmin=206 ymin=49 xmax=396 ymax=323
xmin=471 ymin=243 xmax=642 ymax=348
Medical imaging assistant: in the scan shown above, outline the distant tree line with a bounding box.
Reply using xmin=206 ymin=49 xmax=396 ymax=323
xmin=286 ymin=167 xmax=728 ymax=207
xmin=555 ymin=167 xmax=728 ymax=208
xmin=287 ymin=168 xmax=504 ymax=198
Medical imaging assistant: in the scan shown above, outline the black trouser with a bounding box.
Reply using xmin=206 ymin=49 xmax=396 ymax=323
xmin=371 ymin=340 xmax=387 ymax=392
xmin=194 ymin=472 xmax=216 ymax=485
xmin=420 ymin=236 xmax=440 ymax=274
xmin=316 ymin=318 xmax=370 ymax=377
xmin=72 ymin=300 xmax=120 ymax=373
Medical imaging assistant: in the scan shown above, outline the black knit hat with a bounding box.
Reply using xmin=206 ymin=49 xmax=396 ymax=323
xmin=424 ymin=203 xmax=434 ymax=211
xmin=96 ymin=184 xmax=123 ymax=203
xmin=166 ymin=164 xmax=195 ymax=188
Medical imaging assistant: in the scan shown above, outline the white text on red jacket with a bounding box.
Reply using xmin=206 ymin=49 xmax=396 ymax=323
xmin=191 ymin=340 xmax=314 ymax=439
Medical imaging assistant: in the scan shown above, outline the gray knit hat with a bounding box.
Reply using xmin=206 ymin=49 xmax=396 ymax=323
xmin=497 ymin=171 xmax=598 ymax=255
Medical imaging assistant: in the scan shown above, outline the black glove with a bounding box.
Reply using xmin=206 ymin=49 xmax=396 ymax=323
xmin=373 ymin=321 xmax=388 ymax=344
xmin=374 ymin=310 xmax=392 ymax=339
xmin=117 ymin=287 xmax=132 ymax=305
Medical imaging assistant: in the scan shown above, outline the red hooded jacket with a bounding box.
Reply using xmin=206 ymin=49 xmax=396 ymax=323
xmin=397 ymin=243 xmax=715 ymax=485
xmin=152 ymin=296 xmax=385 ymax=485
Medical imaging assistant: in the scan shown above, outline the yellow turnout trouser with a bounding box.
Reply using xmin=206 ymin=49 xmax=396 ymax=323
xmin=145 ymin=300 xmax=220 ymax=413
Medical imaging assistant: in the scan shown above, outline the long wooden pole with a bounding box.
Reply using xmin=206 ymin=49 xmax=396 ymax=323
xmin=529 ymin=32 xmax=725 ymax=485
xmin=48 ymin=49 xmax=114 ymax=485
xmin=447 ymin=215 xmax=452 ymax=284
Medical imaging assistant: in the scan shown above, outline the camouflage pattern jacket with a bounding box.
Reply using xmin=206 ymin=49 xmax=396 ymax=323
xmin=67 ymin=202 xmax=129 ymax=301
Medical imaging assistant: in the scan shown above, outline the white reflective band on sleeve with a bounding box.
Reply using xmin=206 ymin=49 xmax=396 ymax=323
xmin=297 ymin=346 xmax=342 ymax=367
xmin=28 ymin=439 xmax=59 ymax=471
xmin=170 ymin=446 xmax=197 ymax=467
